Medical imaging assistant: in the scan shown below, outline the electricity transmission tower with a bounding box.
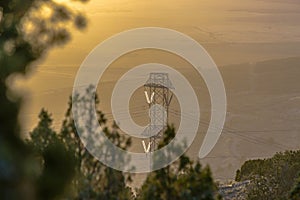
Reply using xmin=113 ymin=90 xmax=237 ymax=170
xmin=143 ymin=72 xmax=174 ymax=152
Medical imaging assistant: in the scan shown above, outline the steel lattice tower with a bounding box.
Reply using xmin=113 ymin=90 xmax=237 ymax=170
xmin=144 ymin=73 xmax=174 ymax=152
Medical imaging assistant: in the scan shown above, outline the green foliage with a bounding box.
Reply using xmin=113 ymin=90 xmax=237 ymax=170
xmin=60 ymin=88 xmax=132 ymax=199
xmin=235 ymin=169 xmax=241 ymax=182
xmin=28 ymin=88 xmax=133 ymax=199
xmin=290 ymin=176 xmax=300 ymax=200
xmin=0 ymin=0 xmax=88 ymax=199
xmin=37 ymin=141 xmax=76 ymax=200
xmin=27 ymin=108 xmax=58 ymax=153
xmin=235 ymin=150 xmax=300 ymax=200
xmin=246 ymin=175 xmax=279 ymax=200
xmin=28 ymin=97 xmax=221 ymax=200
xmin=26 ymin=108 xmax=76 ymax=199
xmin=137 ymin=126 xmax=218 ymax=200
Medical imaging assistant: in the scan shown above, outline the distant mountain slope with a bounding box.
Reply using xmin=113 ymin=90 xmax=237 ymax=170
xmin=199 ymin=57 xmax=300 ymax=181
xmin=234 ymin=150 xmax=300 ymax=199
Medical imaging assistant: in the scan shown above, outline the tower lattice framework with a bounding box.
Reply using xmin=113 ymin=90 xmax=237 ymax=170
xmin=144 ymin=72 xmax=174 ymax=152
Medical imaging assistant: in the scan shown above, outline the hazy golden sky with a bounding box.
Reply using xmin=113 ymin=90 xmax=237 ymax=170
xmin=18 ymin=0 xmax=300 ymax=133
xmin=42 ymin=0 xmax=300 ymax=66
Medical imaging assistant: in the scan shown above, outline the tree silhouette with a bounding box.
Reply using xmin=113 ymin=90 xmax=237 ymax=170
xmin=290 ymin=176 xmax=300 ymax=200
xmin=27 ymin=108 xmax=58 ymax=153
xmin=236 ymin=150 xmax=300 ymax=200
xmin=0 ymin=0 xmax=88 ymax=199
xmin=59 ymin=88 xmax=132 ymax=199
xmin=137 ymin=126 xmax=219 ymax=200
xmin=27 ymin=87 xmax=133 ymax=199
